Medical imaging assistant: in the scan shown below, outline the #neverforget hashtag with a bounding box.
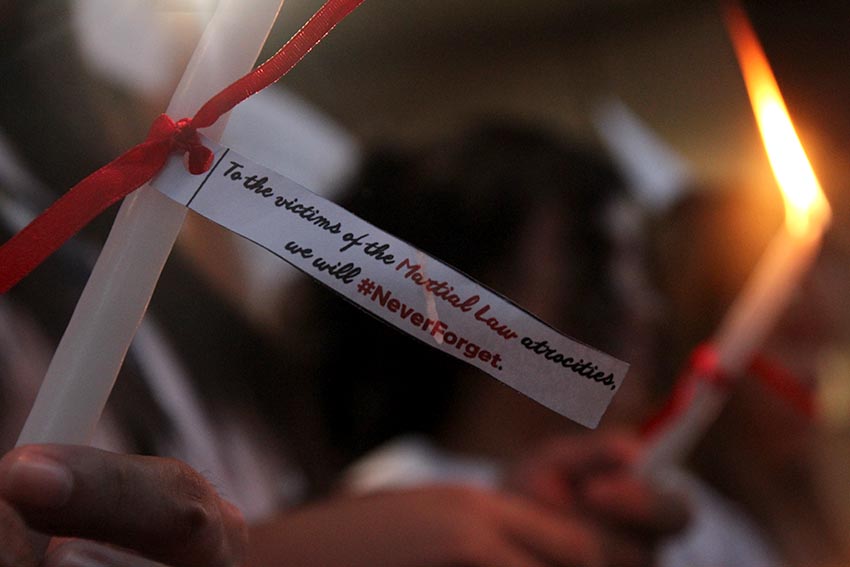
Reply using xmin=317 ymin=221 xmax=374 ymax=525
xmin=362 ymin=280 xmax=504 ymax=370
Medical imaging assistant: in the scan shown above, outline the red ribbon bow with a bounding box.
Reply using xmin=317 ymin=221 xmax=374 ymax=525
xmin=0 ymin=0 xmax=365 ymax=294
xmin=154 ymin=116 xmax=215 ymax=175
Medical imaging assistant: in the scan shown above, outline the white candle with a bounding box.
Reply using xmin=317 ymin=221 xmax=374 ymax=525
xmin=639 ymin=2 xmax=830 ymax=476
xmin=17 ymin=0 xmax=285 ymax=446
xmin=639 ymin=227 xmax=825 ymax=475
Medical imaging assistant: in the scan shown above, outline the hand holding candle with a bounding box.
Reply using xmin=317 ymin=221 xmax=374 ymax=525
xmin=639 ymin=1 xmax=831 ymax=476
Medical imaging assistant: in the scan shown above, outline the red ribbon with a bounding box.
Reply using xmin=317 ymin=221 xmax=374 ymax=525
xmin=641 ymin=343 xmax=730 ymax=439
xmin=0 ymin=0 xmax=365 ymax=294
xmin=749 ymin=352 xmax=815 ymax=419
xmin=641 ymin=342 xmax=815 ymax=439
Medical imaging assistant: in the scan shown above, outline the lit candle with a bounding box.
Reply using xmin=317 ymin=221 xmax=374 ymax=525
xmin=16 ymin=0 xmax=285 ymax=446
xmin=639 ymin=2 xmax=831 ymax=475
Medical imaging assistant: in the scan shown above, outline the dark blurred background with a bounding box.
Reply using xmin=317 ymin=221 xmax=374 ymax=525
xmin=267 ymin=0 xmax=847 ymax=195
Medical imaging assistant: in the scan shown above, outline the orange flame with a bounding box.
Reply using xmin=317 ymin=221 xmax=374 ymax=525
xmin=724 ymin=2 xmax=830 ymax=236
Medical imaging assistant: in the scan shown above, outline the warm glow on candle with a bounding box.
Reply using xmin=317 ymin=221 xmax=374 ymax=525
xmin=724 ymin=2 xmax=830 ymax=236
xmin=639 ymin=4 xmax=834 ymax=476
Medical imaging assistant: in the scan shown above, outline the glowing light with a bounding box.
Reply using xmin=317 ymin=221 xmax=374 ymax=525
xmin=725 ymin=2 xmax=830 ymax=236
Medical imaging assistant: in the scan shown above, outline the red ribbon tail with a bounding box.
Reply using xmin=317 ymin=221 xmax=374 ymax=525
xmin=749 ymin=353 xmax=816 ymax=419
xmin=0 ymin=139 xmax=171 ymax=293
xmin=193 ymin=0 xmax=366 ymax=128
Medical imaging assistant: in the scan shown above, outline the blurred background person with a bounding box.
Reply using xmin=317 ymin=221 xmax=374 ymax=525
xmin=281 ymin=120 xmax=641 ymax=472
xmin=247 ymin=117 xmax=688 ymax=567
xmin=267 ymin=119 xmax=707 ymax=567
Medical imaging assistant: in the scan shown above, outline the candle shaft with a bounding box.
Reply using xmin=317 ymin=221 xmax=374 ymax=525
xmin=637 ymin=377 xmax=726 ymax=477
xmin=713 ymin=225 xmax=821 ymax=372
xmin=640 ymin=223 xmax=825 ymax=475
xmin=17 ymin=0 xmax=284 ymax=446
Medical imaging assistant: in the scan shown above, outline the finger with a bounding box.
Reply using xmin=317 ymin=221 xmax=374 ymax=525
xmin=530 ymin=434 xmax=641 ymax=475
xmin=0 ymin=499 xmax=37 ymax=567
xmin=508 ymin=434 xmax=640 ymax=507
xmin=581 ymin=473 xmax=690 ymax=537
xmin=496 ymin=494 xmax=604 ymax=567
xmin=45 ymin=540 xmax=168 ymax=567
xmin=0 ymin=445 xmax=247 ymax=567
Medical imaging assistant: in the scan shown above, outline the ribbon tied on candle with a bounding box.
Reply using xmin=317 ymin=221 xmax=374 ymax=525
xmin=0 ymin=0 xmax=365 ymax=294
xmin=641 ymin=342 xmax=814 ymax=440
xmin=641 ymin=343 xmax=731 ymax=438
xmin=155 ymin=115 xmax=215 ymax=175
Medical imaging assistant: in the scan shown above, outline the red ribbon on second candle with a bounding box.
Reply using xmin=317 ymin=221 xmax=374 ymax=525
xmin=641 ymin=343 xmax=816 ymax=440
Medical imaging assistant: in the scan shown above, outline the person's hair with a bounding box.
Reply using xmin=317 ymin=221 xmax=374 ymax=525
xmin=281 ymin=121 xmax=629 ymax=464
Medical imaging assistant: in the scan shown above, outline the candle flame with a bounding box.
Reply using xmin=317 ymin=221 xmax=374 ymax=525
xmin=724 ymin=2 xmax=830 ymax=236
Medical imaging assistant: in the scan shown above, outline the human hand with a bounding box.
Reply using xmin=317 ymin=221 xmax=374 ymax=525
xmin=249 ymin=484 xmax=608 ymax=567
xmin=0 ymin=444 xmax=247 ymax=567
xmin=506 ymin=433 xmax=690 ymax=567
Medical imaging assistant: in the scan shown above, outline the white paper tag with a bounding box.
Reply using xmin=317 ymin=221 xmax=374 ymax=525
xmin=152 ymin=137 xmax=629 ymax=428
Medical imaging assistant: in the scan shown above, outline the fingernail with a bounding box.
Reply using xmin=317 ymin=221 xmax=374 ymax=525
xmin=1 ymin=451 xmax=73 ymax=508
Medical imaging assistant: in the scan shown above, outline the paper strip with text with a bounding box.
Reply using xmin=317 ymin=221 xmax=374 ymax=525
xmin=152 ymin=138 xmax=629 ymax=428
